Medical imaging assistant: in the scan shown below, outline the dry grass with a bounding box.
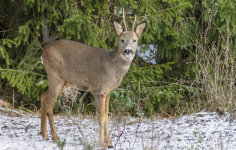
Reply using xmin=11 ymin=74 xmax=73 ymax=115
xmin=197 ymin=27 xmax=235 ymax=113
xmin=181 ymin=20 xmax=236 ymax=115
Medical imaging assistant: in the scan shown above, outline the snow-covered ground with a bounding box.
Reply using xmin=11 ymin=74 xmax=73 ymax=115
xmin=0 ymin=108 xmax=236 ymax=150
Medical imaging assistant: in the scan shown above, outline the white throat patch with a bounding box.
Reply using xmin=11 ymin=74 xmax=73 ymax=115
xmin=122 ymin=65 xmax=130 ymax=70
xmin=120 ymin=53 xmax=134 ymax=62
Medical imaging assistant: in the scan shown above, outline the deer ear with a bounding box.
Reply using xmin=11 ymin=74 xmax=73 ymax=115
xmin=113 ymin=21 xmax=123 ymax=35
xmin=135 ymin=21 xmax=147 ymax=37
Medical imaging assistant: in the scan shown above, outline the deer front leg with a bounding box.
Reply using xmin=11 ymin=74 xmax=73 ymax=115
xmin=94 ymin=94 xmax=106 ymax=147
xmin=105 ymin=94 xmax=113 ymax=148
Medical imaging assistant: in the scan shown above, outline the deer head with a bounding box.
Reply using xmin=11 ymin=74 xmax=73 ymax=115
xmin=113 ymin=10 xmax=147 ymax=62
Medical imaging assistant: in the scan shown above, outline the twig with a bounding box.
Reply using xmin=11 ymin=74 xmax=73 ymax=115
xmin=0 ymin=68 xmax=46 ymax=77
xmin=0 ymin=28 xmax=12 ymax=33
xmin=131 ymin=118 xmax=141 ymax=150
xmin=13 ymin=90 xmax=14 ymax=112
xmin=67 ymin=114 xmax=85 ymax=138
xmin=109 ymin=13 xmax=149 ymax=18
xmin=160 ymin=108 xmax=172 ymax=117
xmin=115 ymin=119 xmax=126 ymax=148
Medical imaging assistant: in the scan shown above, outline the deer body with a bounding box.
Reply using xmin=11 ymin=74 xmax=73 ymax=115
xmin=40 ymin=13 xmax=147 ymax=148
xmin=42 ymin=40 xmax=129 ymax=94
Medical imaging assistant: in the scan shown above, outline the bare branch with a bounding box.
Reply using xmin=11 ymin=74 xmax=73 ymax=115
xmin=0 ymin=28 xmax=12 ymax=33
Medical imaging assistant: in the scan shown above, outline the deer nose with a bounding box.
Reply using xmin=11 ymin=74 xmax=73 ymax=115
xmin=124 ymin=49 xmax=133 ymax=55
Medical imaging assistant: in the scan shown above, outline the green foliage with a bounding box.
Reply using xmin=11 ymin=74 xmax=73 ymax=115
xmin=0 ymin=42 xmax=48 ymax=100
xmin=82 ymin=94 xmax=95 ymax=115
xmin=119 ymin=62 xmax=191 ymax=117
xmin=78 ymin=137 xmax=95 ymax=150
xmin=109 ymin=90 xmax=134 ymax=115
xmin=0 ymin=0 xmax=195 ymax=115
xmin=0 ymin=39 xmax=18 ymax=67
xmin=15 ymin=18 xmax=45 ymax=45
xmin=56 ymin=139 xmax=66 ymax=150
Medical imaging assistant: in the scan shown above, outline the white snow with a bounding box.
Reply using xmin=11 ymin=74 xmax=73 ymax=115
xmin=37 ymin=81 xmax=44 ymax=84
xmin=137 ymin=44 xmax=157 ymax=64
xmin=0 ymin=108 xmax=236 ymax=150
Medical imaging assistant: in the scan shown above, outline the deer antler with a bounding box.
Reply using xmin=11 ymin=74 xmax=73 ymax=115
xmin=131 ymin=15 xmax=136 ymax=31
xmin=122 ymin=8 xmax=127 ymax=31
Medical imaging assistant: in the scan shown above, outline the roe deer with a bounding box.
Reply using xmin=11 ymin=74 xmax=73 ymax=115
xmin=40 ymin=11 xmax=147 ymax=147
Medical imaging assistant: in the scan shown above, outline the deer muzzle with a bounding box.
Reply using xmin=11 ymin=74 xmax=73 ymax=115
xmin=124 ymin=49 xmax=133 ymax=55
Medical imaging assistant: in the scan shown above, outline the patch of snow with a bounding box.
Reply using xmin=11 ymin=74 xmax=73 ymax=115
xmin=0 ymin=109 xmax=236 ymax=149
xmin=37 ymin=81 xmax=44 ymax=84
xmin=208 ymin=99 xmax=213 ymax=102
xmin=137 ymin=44 xmax=157 ymax=64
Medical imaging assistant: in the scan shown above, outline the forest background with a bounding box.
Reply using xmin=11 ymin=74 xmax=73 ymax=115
xmin=0 ymin=0 xmax=236 ymax=117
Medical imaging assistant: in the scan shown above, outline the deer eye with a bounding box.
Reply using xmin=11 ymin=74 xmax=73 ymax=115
xmin=133 ymin=39 xmax=136 ymax=42
xmin=121 ymin=39 xmax=124 ymax=43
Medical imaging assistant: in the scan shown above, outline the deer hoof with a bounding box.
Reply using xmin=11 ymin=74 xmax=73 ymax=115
xmin=108 ymin=145 xmax=114 ymax=149
xmin=41 ymin=133 xmax=49 ymax=140
xmin=52 ymin=136 xmax=60 ymax=142
xmin=107 ymin=140 xmax=113 ymax=149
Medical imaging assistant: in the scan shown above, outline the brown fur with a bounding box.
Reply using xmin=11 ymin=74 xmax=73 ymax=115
xmin=40 ymin=20 xmax=147 ymax=147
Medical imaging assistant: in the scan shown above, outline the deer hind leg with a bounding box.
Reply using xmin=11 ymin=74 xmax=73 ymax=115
xmin=94 ymin=94 xmax=106 ymax=147
xmin=104 ymin=94 xmax=113 ymax=148
xmin=44 ymin=74 xmax=65 ymax=142
xmin=41 ymin=89 xmax=49 ymax=140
